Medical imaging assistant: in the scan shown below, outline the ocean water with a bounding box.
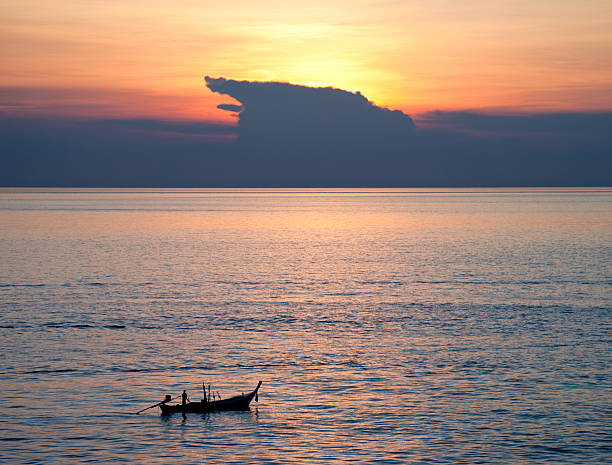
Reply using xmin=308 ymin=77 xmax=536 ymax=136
xmin=0 ymin=187 xmax=610 ymax=464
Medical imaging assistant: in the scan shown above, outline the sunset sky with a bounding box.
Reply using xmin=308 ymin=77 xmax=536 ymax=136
xmin=2 ymin=0 xmax=612 ymax=123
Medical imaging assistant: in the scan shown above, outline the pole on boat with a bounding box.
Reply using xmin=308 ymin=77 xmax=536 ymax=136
xmin=255 ymin=380 xmax=262 ymax=402
xmin=135 ymin=394 xmax=174 ymax=414
xmin=202 ymin=382 xmax=207 ymax=403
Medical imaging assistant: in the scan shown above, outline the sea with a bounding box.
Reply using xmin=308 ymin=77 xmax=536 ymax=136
xmin=0 ymin=188 xmax=610 ymax=464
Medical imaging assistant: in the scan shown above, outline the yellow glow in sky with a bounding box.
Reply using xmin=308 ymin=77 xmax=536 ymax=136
xmin=1 ymin=0 xmax=611 ymax=121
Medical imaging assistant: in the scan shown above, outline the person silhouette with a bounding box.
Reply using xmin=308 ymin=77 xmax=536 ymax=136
xmin=181 ymin=390 xmax=188 ymax=418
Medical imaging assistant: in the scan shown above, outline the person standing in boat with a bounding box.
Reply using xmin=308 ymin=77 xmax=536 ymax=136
xmin=181 ymin=390 xmax=188 ymax=407
xmin=181 ymin=390 xmax=189 ymax=418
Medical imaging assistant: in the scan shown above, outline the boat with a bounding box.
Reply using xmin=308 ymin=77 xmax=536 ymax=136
xmin=159 ymin=381 xmax=262 ymax=415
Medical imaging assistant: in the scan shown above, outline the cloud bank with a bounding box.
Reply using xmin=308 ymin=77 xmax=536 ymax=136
xmin=205 ymin=76 xmax=414 ymax=149
xmin=1 ymin=77 xmax=610 ymax=186
xmin=206 ymin=76 xmax=414 ymax=126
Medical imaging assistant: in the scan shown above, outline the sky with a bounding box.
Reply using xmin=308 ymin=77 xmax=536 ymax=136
xmin=2 ymin=0 xmax=612 ymax=121
xmin=1 ymin=0 xmax=611 ymax=186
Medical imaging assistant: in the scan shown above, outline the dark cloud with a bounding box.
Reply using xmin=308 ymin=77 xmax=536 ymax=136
xmin=217 ymin=103 xmax=243 ymax=113
xmin=417 ymin=110 xmax=612 ymax=139
xmin=0 ymin=78 xmax=610 ymax=187
xmin=0 ymin=116 xmax=238 ymax=187
xmin=205 ymin=76 xmax=415 ymax=144
xmin=202 ymin=77 xmax=610 ymax=186
xmin=78 ymin=118 xmax=236 ymax=138
xmin=202 ymin=76 xmax=417 ymax=185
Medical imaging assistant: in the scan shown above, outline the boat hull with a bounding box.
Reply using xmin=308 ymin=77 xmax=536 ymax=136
xmin=160 ymin=381 xmax=261 ymax=415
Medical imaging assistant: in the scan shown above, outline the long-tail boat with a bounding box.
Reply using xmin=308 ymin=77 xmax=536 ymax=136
xmin=159 ymin=381 xmax=262 ymax=415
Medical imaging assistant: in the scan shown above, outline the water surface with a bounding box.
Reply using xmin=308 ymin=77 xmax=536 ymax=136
xmin=1 ymin=188 xmax=611 ymax=463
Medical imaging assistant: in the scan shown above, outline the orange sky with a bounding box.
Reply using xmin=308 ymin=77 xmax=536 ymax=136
xmin=1 ymin=0 xmax=611 ymax=122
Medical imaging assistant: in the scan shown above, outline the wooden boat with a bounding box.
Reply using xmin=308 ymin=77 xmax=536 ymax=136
xmin=159 ymin=381 xmax=262 ymax=415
